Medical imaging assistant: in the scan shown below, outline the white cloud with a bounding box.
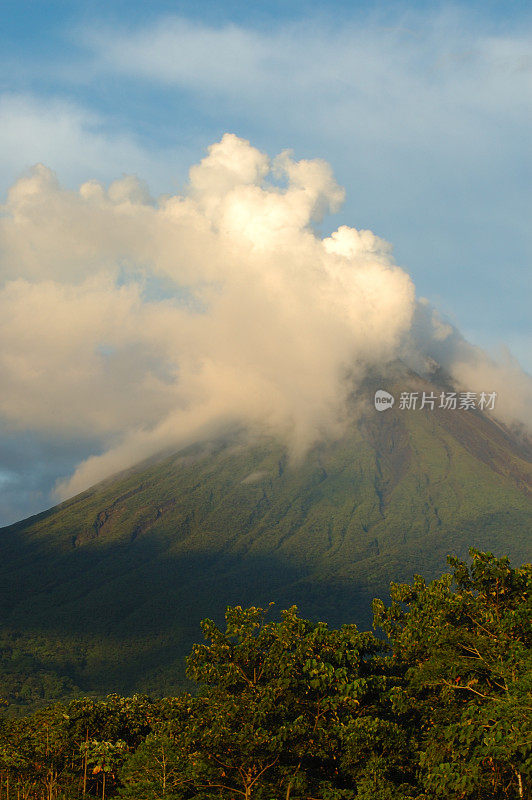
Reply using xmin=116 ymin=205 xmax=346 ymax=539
xmin=83 ymin=13 xmax=532 ymax=154
xmin=0 ymin=134 xmax=529 ymax=503
xmin=0 ymin=135 xmax=418 ymax=497
xmin=85 ymin=18 xmax=268 ymax=92
xmin=73 ymin=11 xmax=532 ymax=362
xmin=0 ymin=93 xmax=189 ymax=195
xmin=403 ymin=298 xmax=532 ymax=426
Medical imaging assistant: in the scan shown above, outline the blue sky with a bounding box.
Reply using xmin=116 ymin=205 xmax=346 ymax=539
xmin=0 ymin=0 xmax=530 ymax=524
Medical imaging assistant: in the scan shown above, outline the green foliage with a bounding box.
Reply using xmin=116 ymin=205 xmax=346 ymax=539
xmin=374 ymin=549 xmax=532 ymax=799
xmin=0 ymin=401 xmax=530 ymax=712
xmin=0 ymin=632 xmax=82 ymax=713
xmin=172 ymin=603 xmax=413 ymax=799
xmin=118 ymin=732 xmax=189 ymax=799
xmin=0 ymin=550 xmax=529 ymax=799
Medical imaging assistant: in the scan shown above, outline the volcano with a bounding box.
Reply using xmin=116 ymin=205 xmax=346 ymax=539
xmin=0 ymin=368 xmax=530 ymax=711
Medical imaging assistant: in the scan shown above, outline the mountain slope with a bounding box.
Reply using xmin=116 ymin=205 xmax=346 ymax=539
xmin=0 ymin=371 xmax=531 ymax=711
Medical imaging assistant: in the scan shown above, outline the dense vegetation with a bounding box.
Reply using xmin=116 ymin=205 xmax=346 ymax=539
xmin=1 ymin=388 xmax=531 ymax=710
xmin=0 ymin=550 xmax=530 ymax=799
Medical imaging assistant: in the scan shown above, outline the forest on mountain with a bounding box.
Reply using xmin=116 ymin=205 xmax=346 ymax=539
xmin=0 ymin=550 xmax=530 ymax=800
xmin=1 ymin=394 xmax=530 ymax=714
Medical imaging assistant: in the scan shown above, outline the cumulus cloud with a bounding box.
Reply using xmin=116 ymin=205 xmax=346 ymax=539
xmin=2 ymin=10 xmax=531 ymax=376
xmin=0 ymin=134 xmax=529 ymax=501
xmin=69 ymin=9 xmax=532 ymax=373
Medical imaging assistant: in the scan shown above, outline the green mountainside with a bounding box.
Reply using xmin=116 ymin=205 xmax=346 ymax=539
xmin=0 ymin=371 xmax=530 ymax=712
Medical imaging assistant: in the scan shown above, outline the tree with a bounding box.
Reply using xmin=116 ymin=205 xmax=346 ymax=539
xmin=373 ymin=549 xmax=532 ymax=799
xmin=80 ymin=739 xmax=128 ymax=800
xmin=0 ymin=694 xmax=157 ymax=800
xmin=118 ymin=730 xmax=191 ymax=799
xmin=156 ymin=603 xmax=417 ymax=799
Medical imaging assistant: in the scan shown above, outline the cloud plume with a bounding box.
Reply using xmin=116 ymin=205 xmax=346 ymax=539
xmin=0 ymin=134 xmax=529 ymax=500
